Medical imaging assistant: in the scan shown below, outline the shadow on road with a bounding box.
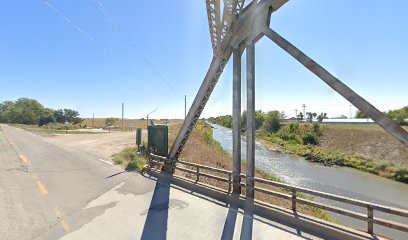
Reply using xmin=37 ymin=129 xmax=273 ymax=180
xmin=221 ymin=195 xmax=255 ymax=240
xmin=105 ymin=171 xmax=126 ymax=178
xmin=240 ymin=198 xmax=254 ymax=239
xmin=221 ymin=193 xmax=240 ymax=240
xmin=141 ymin=174 xmax=170 ymax=240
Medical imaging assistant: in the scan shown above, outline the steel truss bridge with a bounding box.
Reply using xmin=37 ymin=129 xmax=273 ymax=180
xmin=148 ymin=0 xmax=408 ymax=238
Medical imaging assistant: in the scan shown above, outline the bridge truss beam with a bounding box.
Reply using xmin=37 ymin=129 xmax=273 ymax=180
xmin=168 ymin=0 xmax=408 ymax=180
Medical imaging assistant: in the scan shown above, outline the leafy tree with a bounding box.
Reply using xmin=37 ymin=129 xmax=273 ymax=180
xmin=38 ymin=115 xmax=56 ymax=127
xmin=355 ymin=110 xmax=368 ymax=118
xmin=297 ymin=112 xmax=303 ymax=121
xmin=306 ymin=112 xmax=315 ymax=123
xmin=387 ymin=106 xmax=408 ymax=125
xmin=255 ymin=110 xmax=265 ymax=130
xmin=263 ymin=111 xmax=281 ymax=133
xmin=54 ymin=109 xmax=81 ymax=124
xmin=207 ymin=115 xmax=232 ymax=128
xmin=317 ymin=112 xmax=328 ymax=122
xmin=105 ymin=117 xmax=118 ymax=127
xmin=63 ymin=109 xmax=81 ymax=124
xmin=0 ymin=98 xmax=45 ymax=124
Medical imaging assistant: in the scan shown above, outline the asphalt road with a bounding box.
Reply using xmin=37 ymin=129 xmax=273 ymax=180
xmin=0 ymin=124 xmax=320 ymax=240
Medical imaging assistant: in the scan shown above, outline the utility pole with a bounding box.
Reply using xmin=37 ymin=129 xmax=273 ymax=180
xmin=302 ymin=104 xmax=306 ymax=121
xmin=121 ymin=102 xmax=124 ymax=131
xmin=294 ymin=109 xmax=298 ymax=122
xmin=146 ymin=108 xmax=158 ymax=128
xmin=92 ymin=113 xmax=94 ymax=128
xmin=184 ymin=95 xmax=187 ymax=119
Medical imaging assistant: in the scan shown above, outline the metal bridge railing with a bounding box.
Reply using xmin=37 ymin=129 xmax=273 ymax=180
xmin=148 ymin=153 xmax=408 ymax=235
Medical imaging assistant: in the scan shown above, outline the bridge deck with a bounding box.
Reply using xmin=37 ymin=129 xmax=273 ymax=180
xmin=58 ymin=171 xmax=324 ymax=239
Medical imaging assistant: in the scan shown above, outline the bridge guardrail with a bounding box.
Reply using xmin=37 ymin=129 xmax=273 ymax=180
xmin=148 ymin=153 xmax=408 ymax=235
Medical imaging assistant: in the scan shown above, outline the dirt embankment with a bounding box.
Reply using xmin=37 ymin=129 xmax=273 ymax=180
xmin=321 ymin=125 xmax=408 ymax=167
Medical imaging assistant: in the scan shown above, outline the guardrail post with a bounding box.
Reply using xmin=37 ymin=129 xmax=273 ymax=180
xmin=367 ymin=206 xmax=373 ymax=234
xmin=291 ymin=189 xmax=297 ymax=212
xmin=196 ymin=167 xmax=200 ymax=182
xmin=228 ymin=173 xmax=232 ymax=193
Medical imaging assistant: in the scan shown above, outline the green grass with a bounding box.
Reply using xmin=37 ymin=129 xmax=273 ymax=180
xmin=112 ymin=146 xmax=148 ymax=172
xmin=196 ymin=121 xmax=229 ymax=156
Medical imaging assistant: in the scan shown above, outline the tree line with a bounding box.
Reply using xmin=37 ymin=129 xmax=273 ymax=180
xmin=208 ymin=110 xmax=286 ymax=134
xmin=208 ymin=110 xmax=322 ymax=145
xmin=0 ymin=98 xmax=81 ymax=126
xmin=355 ymin=106 xmax=408 ymax=125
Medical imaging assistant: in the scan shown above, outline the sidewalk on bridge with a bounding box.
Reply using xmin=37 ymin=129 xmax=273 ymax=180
xmin=55 ymin=170 xmax=323 ymax=240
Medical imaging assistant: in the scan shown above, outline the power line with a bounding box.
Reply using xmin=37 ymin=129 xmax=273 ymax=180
xmin=41 ymin=0 xmax=98 ymax=48
xmin=89 ymin=0 xmax=184 ymax=100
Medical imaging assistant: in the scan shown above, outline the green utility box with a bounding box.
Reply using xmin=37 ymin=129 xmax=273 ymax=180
xmin=148 ymin=125 xmax=168 ymax=157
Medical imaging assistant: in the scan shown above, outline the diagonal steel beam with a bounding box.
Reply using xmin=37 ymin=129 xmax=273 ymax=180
xmin=169 ymin=0 xmax=290 ymax=161
xmin=169 ymin=57 xmax=229 ymax=159
xmin=263 ymin=27 xmax=408 ymax=147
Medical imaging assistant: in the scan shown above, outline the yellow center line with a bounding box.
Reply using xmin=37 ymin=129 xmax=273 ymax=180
xmin=54 ymin=207 xmax=70 ymax=232
xmin=36 ymin=180 xmax=49 ymax=195
xmin=18 ymin=154 xmax=29 ymax=166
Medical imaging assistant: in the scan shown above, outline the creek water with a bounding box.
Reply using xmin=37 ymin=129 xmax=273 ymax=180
xmin=210 ymin=123 xmax=408 ymax=239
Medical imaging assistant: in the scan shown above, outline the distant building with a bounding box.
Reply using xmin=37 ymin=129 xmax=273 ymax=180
xmin=286 ymin=117 xmax=297 ymax=122
xmin=321 ymin=118 xmax=376 ymax=125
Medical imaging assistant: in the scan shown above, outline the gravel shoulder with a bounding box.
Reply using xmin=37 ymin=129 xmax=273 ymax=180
xmin=42 ymin=131 xmax=147 ymax=161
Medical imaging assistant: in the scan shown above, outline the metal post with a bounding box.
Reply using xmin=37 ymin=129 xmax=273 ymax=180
xmin=291 ymin=189 xmax=297 ymax=212
xmin=367 ymin=206 xmax=374 ymax=234
xmin=246 ymin=41 xmax=255 ymax=199
xmin=232 ymin=48 xmax=242 ymax=194
xmin=302 ymin=104 xmax=306 ymax=121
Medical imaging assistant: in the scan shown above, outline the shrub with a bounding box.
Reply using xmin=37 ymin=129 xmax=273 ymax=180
xmin=263 ymin=111 xmax=281 ymax=133
xmin=302 ymin=132 xmax=320 ymax=145
xmin=393 ymin=168 xmax=408 ymax=183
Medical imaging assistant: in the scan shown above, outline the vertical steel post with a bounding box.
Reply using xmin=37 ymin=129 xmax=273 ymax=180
xmin=246 ymin=41 xmax=255 ymax=198
xmin=367 ymin=206 xmax=374 ymax=234
xmin=232 ymin=48 xmax=242 ymax=194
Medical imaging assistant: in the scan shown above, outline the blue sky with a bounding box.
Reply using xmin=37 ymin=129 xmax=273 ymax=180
xmin=1 ymin=0 xmax=407 ymax=119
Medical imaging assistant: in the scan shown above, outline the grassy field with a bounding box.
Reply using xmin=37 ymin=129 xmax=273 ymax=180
xmin=321 ymin=125 xmax=408 ymax=167
xmin=81 ymin=118 xmax=182 ymax=129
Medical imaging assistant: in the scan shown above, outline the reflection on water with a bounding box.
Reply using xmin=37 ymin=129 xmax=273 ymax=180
xmin=210 ymin=123 xmax=408 ymax=239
